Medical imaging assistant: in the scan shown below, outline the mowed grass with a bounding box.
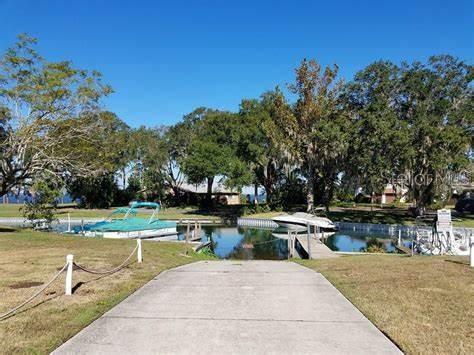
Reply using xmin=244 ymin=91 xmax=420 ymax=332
xmin=328 ymin=206 xmax=474 ymax=228
xmin=0 ymin=204 xmax=221 ymax=221
xmin=0 ymin=229 xmax=210 ymax=354
xmin=247 ymin=206 xmax=474 ymax=227
xmin=299 ymin=255 xmax=474 ymax=354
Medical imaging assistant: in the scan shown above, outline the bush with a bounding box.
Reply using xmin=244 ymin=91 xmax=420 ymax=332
xmin=22 ymin=181 xmax=61 ymax=228
xmin=427 ymin=201 xmax=444 ymax=211
xmin=240 ymin=204 xmax=271 ymax=216
xmin=363 ymin=237 xmax=387 ymax=253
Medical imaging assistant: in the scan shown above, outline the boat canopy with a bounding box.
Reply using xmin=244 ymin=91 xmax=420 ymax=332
xmin=130 ymin=201 xmax=160 ymax=208
xmin=130 ymin=201 xmax=160 ymax=210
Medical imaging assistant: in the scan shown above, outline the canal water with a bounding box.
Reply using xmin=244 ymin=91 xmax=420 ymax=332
xmin=48 ymin=223 xmax=411 ymax=260
xmin=177 ymin=226 xmax=411 ymax=260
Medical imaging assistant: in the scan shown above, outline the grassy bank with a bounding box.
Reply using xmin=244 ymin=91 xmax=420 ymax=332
xmin=1 ymin=203 xmax=473 ymax=227
xmin=327 ymin=206 xmax=474 ymax=228
xmin=299 ymin=255 xmax=473 ymax=354
xmin=248 ymin=205 xmax=474 ymax=228
xmin=0 ymin=230 xmax=209 ymax=353
xmin=0 ymin=204 xmax=221 ymax=221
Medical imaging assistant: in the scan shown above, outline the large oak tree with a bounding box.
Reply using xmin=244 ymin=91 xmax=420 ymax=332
xmin=0 ymin=34 xmax=112 ymax=196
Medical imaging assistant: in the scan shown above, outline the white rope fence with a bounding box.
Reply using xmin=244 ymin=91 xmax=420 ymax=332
xmin=0 ymin=263 xmax=68 ymax=320
xmin=0 ymin=239 xmax=143 ymax=320
xmin=73 ymin=243 xmax=139 ymax=275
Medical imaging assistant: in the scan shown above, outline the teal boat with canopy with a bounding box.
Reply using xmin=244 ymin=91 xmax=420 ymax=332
xmin=73 ymin=202 xmax=177 ymax=239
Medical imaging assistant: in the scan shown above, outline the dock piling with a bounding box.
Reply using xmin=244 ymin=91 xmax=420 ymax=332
xmin=306 ymin=223 xmax=312 ymax=259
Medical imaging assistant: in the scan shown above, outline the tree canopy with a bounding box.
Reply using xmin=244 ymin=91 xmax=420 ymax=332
xmin=2 ymin=34 xmax=471 ymax=214
xmin=0 ymin=34 xmax=112 ymax=196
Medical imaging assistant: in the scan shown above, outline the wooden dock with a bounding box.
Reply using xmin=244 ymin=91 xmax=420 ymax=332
xmin=394 ymin=244 xmax=412 ymax=255
xmin=293 ymin=234 xmax=339 ymax=259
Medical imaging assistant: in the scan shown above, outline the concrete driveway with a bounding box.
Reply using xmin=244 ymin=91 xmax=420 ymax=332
xmin=53 ymin=261 xmax=401 ymax=354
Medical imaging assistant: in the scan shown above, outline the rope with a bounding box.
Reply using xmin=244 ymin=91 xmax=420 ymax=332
xmin=73 ymin=244 xmax=138 ymax=275
xmin=0 ymin=263 xmax=68 ymax=320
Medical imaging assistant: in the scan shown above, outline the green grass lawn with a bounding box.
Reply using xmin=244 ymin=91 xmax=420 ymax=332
xmin=1 ymin=203 xmax=473 ymax=227
xmin=299 ymin=255 xmax=473 ymax=354
xmin=0 ymin=204 xmax=222 ymax=221
xmin=0 ymin=229 xmax=210 ymax=353
xmin=247 ymin=205 xmax=474 ymax=228
xmin=327 ymin=206 xmax=474 ymax=228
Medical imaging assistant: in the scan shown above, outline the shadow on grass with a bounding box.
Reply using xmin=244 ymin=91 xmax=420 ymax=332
xmin=0 ymin=225 xmax=18 ymax=232
xmin=328 ymin=209 xmax=416 ymax=225
xmin=444 ymin=259 xmax=470 ymax=266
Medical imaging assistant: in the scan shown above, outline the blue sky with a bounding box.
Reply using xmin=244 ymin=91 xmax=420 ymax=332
xmin=1 ymin=0 xmax=472 ymax=127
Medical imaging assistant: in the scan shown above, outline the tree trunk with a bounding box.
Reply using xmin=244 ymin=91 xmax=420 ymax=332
xmin=263 ymin=184 xmax=273 ymax=205
xmin=206 ymin=176 xmax=214 ymax=207
xmin=122 ymin=168 xmax=126 ymax=189
xmin=254 ymin=183 xmax=259 ymax=206
xmin=306 ymin=172 xmax=314 ymax=212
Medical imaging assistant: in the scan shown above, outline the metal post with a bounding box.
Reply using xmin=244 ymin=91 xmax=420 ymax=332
xmin=287 ymin=230 xmax=291 ymax=259
xmin=186 ymin=222 xmax=190 ymax=243
xmin=65 ymin=254 xmax=74 ymax=296
xmin=470 ymin=236 xmax=474 ymax=267
xmin=290 ymin=232 xmax=294 ymax=258
xmin=307 ymin=223 xmax=312 ymax=259
xmin=67 ymin=213 xmax=71 ymax=233
xmin=137 ymin=239 xmax=142 ymax=263
xmin=398 ymin=230 xmax=402 ymax=246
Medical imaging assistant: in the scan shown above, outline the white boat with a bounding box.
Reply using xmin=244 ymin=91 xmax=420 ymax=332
xmin=272 ymin=212 xmax=337 ymax=232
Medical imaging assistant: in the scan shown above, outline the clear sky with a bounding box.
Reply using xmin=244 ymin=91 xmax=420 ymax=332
xmin=1 ymin=0 xmax=472 ymax=128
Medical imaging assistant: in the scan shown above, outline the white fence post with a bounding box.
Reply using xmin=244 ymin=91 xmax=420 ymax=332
xmin=470 ymin=236 xmax=474 ymax=267
xmin=137 ymin=239 xmax=142 ymax=263
xmin=65 ymin=254 xmax=74 ymax=295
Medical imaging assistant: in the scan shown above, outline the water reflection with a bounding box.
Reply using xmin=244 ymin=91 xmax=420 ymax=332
xmin=179 ymin=227 xmax=288 ymax=260
xmin=325 ymin=232 xmax=411 ymax=252
xmin=50 ymin=223 xmax=410 ymax=259
xmin=177 ymin=226 xmax=411 ymax=258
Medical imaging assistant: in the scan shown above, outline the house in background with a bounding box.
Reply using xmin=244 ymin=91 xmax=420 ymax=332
xmin=374 ymin=185 xmax=397 ymax=204
xmin=174 ymin=182 xmax=241 ymax=205
xmin=355 ymin=184 xmax=408 ymax=205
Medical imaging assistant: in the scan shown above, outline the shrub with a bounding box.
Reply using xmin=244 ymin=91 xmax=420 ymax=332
xmin=364 ymin=237 xmax=387 ymax=253
xmin=22 ymin=181 xmax=61 ymax=228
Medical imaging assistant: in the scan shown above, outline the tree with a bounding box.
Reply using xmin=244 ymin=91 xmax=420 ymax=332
xmin=22 ymin=180 xmax=61 ymax=227
xmin=272 ymin=59 xmax=348 ymax=211
xmin=236 ymin=91 xmax=284 ymax=205
xmin=343 ymin=61 xmax=410 ymax=199
xmin=182 ymin=109 xmax=251 ymax=205
xmin=128 ymin=126 xmax=168 ymax=200
xmin=0 ymin=34 xmax=112 ymax=196
xmin=398 ymin=55 xmax=472 ymax=213
xmin=66 ymin=112 xmax=131 ymax=208
xmin=68 ymin=173 xmax=117 ymax=209
xmin=162 ymin=122 xmax=191 ymax=203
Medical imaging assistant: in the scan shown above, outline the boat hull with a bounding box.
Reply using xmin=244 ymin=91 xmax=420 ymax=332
xmin=272 ymin=217 xmax=337 ymax=232
xmin=83 ymin=227 xmax=178 ymax=239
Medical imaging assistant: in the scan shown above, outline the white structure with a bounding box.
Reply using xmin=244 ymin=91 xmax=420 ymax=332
xmin=272 ymin=212 xmax=337 ymax=233
xmin=414 ymin=209 xmax=470 ymax=256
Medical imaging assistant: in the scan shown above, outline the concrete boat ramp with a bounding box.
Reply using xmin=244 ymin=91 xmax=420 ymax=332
xmin=53 ymin=261 xmax=401 ymax=354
